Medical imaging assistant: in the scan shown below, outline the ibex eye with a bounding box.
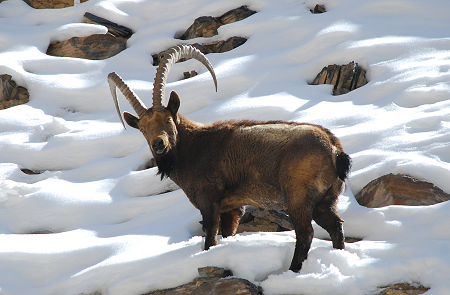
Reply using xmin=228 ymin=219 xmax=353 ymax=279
xmin=166 ymin=118 xmax=172 ymax=124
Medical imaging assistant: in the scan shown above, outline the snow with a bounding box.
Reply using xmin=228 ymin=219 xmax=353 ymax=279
xmin=1 ymin=0 xmax=450 ymax=294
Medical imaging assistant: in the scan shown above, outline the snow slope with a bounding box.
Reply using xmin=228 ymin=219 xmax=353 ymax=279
xmin=1 ymin=0 xmax=450 ymax=294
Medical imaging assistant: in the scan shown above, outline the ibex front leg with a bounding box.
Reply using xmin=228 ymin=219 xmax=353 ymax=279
xmin=199 ymin=198 xmax=221 ymax=250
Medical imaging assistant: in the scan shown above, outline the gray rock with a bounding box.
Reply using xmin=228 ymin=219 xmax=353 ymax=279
xmin=310 ymin=61 xmax=368 ymax=95
xmin=84 ymin=12 xmax=133 ymax=38
xmin=0 ymin=74 xmax=29 ymax=110
xmin=179 ymin=16 xmax=222 ymax=40
xmin=144 ymin=266 xmax=262 ymax=295
xmin=152 ymin=37 xmax=247 ymax=66
xmin=355 ymin=173 xmax=450 ymax=208
xmin=23 ymin=0 xmax=88 ymax=9
xmin=311 ymin=4 xmax=326 ymax=14
xmin=178 ymin=5 xmax=256 ymax=40
xmin=46 ymin=34 xmax=126 ymax=60
xmin=377 ymin=283 xmax=429 ymax=295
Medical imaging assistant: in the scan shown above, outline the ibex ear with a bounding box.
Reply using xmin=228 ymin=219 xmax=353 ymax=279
xmin=123 ymin=111 xmax=139 ymax=129
xmin=167 ymin=91 xmax=180 ymax=120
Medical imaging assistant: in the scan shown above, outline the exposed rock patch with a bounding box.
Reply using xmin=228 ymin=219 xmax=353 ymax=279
xmin=84 ymin=12 xmax=133 ymax=38
xmin=237 ymin=206 xmax=362 ymax=242
xmin=46 ymin=34 xmax=126 ymax=60
xmin=377 ymin=283 xmax=430 ymax=295
xmin=144 ymin=266 xmax=262 ymax=295
xmin=183 ymin=70 xmax=198 ymax=80
xmin=46 ymin=12 xmax=132 ymax=60
xmin=178 ymin=5 xmax=256 ymax=40
xmin=310 ymin=61 xmax=368 ymax=95
xmin=24 ymin=0 xmax=88 ymax=9
xmin=237 ymin=207 xmax=293 ymax=233
xmin=356 ymin=173 xmax=450 ymax=208
xmin=0 ymin=74 xmax=30 ymax=110
xmin=20 ymin=168 xmax=45 ymax=175
xmin=152 ymin=36 xmax=248 ymax=66
xmin=311 ymin=4 xmax=326 ymax=14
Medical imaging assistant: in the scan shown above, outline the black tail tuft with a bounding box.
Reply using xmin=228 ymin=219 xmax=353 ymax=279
xmin=336 ymin=151 xmax=351 ymax=181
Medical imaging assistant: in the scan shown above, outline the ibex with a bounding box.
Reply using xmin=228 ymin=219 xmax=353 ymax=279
xmin=108 ymin=44 xmax=351 ymax=272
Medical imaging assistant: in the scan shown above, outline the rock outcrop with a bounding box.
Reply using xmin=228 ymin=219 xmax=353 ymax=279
xmin=152 ymin=36 xmax=248 ymax=66
xmin=311 ymin=4 xmax=326 ymax=14
xmin=178 ymin=5 xmax=256 ymax=40
xmin=356 ymin=173 xmax=450 ymax=208
xmin=0 ymin=74 xmax=30 ymax=110
xmin=144 ymin=266 xmax=262 ymax=295
xmin=310 ymin=61 xmax=368 ymax=95
xmin=377 ymin=283 xmax=429 ymax=295
xmin=237 ymin=207 xmax=293 ymax=233
xmin=46 ymin=12 xmax=132 ymax=60
xmin=46 ymin=34 xmax=127 ymax=60
xmin=84 ymin=12 xmax=133 ymax=38
xmin=24 ymin=0 xmax=88 ymax=9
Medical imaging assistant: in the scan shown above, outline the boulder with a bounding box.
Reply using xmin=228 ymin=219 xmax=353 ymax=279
xmin=179 ymin=16 xmax=222 ymax=40
xmin=0 ymin=74 xmax=30 ymax=110
xmin=310 ymin=61 xmax=367 ymax=95
xmin=24 ymin=0 xmax=88 ymax=9
xmin=152 ymin=37 xmax=247 ymax=66
xmin=83 ymin=12 xmax=133 ymax=38
xmin=46 ymin=34 xmax=126 ymax=60
xmin=183 ymin=70 xmax=198 ymax=80
xmin=144 ymin=266 xmax=262 ymax=295
xmin=237 ymin=207 xmax=293 ymax=233
xmin=378 ymin=283 xmax=429 ymax=295
xmin=199 ymin=36 xmax=248 ymax=54
xmin=311 ymin=4 xmax=326 ymax=14
xmin=217 ymin=5 xmax=257 ymax=25
xmin=355 ymin=173 xmax=450 ymax=208
xmin=178 ymin=5 xmax=256 ymax=40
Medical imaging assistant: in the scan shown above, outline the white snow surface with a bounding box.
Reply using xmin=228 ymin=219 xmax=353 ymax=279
xmin=1 ymin=0 xmax=450 ymax=294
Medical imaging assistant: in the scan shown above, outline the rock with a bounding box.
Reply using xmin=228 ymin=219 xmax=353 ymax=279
xmin=144 ymin=266 xmax=262 ymax=295
xmin=84 ymin=12 xmax=133 ymax=38
xmin=355 ymin=173 xmax=450 ymax=208
xmin=310 ymin=61 xmax=367 ymax=95
xmin=378 ymin=283 xmax=429 ymax=295
xmin=179 ymin=16 xmax=222 ymax=40
xmin=237 ymin=207 xmax=362 ymax=242
xmin=178 ymin=5 xmax=256 ymax=40
xmin=198 ymin=36 xmax=248 ymax=54
xmin=0 ymin=74 xmax=30 ymax=110
xmin=24 ymin=0 xmax=88 ymax=9
xmin=183 ymin=70 xmax=198 ymax=80
xmin=46 ymin=34 xmax=126 ymax=60
xmin=152 ymin=37 xmax=247 ymax=66
xmin=311 ymin=4 xmax=326 ymax=14
xmin=217 ymin=5 xmax=257 ymax=25
xmin=238 ymin=207 xmax=293 ymax=233
xmin=20 ymin=168 xmax=44 ymax=175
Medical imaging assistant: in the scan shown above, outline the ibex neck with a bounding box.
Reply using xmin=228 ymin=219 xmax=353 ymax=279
xmin=177 ymin=115 xmax=204 ymax=135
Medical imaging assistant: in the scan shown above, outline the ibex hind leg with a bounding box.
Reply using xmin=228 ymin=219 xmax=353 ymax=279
xmin=312 ymin=181 xmax=345 ymax=250
xmin=220 ymin=206 xmax=245 ymax=238
xmin=287 ymin=191 xmax=316 ymax=272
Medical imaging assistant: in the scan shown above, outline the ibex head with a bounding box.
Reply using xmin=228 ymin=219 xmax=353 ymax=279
xmin=108 ymin=45 xmax=217 ymax=157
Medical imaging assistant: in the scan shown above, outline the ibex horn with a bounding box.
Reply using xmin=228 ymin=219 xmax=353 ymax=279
xmin=152 ymin=44 xmax=218 ymax=112
xmin=108 ymin=72 xmax=147 ymax=129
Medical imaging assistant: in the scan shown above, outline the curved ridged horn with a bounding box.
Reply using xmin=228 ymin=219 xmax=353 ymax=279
xmin=108 ymin=72 xmax=148 ymax=129
xmin=152 ymin=44 xmax=218 ymax=112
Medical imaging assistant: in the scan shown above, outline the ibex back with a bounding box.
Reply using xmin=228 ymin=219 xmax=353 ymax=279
xmin=108 ymin=44 xmax=351 ymax=272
